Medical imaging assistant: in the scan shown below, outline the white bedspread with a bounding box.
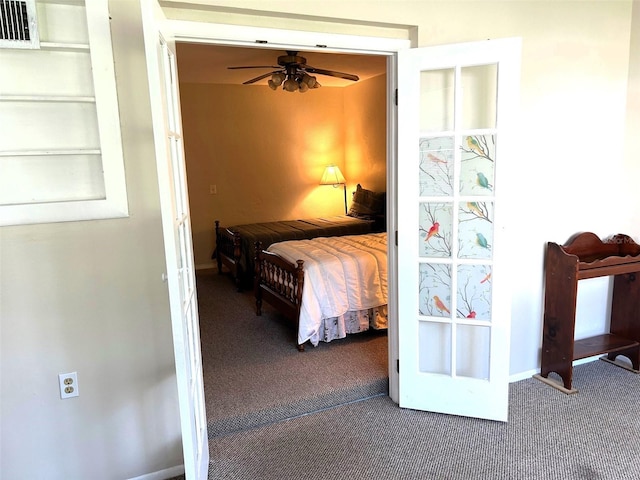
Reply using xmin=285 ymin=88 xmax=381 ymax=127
xmin=267 ymin=232 xmax=387 ymax=346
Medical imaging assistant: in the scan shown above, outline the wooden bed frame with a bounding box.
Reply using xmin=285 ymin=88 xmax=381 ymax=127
xmin=253 ymin=234 xmax=386 ymax=352
xmin=215 ymin=185 xmax=386 ymax=290
xmin=253 ymin=241 xmax=307 ymax=351
xmin=214 ymin=220 xmax=243 ymax=289
xmin=214 ymin=186 xmax=386 ymax=290
xmin=214 ymin=217 xmax=381 ymax=291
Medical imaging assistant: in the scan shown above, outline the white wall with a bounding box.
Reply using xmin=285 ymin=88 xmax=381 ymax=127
xmin=0 ymin=2 xmax=182 ymax=479
xmin=1 ymin=1 xmax=637 ymax=479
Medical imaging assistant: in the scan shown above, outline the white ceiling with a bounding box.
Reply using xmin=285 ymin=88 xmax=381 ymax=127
xmin=175 ymin=43 xmax=388 ymax=87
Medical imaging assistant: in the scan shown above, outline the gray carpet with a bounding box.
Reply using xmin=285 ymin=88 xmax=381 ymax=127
xmin=186 ymin=271 xmax=640 ymax=480
xmin=206 ymin=359 xmax=640 ymax=480
xmin=196 ymin=270 xmax=389 ymax=438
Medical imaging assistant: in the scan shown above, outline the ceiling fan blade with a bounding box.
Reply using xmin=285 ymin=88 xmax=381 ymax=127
xmin=305 ymin=67 xmax=359 ymax=82
xmin=243 ymin=71 xmax=280 ymax=85
xmin=228 ymin=65 xmax=280 ymax=70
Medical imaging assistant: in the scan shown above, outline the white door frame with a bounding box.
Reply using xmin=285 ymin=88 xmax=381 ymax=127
xmin=165 ymin=17 xmax=411 ymax=403
xmin=141 ymin=2 xmax=210 ymax=477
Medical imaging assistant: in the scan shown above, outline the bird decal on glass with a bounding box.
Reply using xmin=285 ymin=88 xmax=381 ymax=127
xmin=480 ymin=272 xmax=492 ymax=284
xmin=466 ymin=136 xmax=486 ymax=157
xmin=476 ymin=232 xmax=490 ymax=249
xmin=427 ymin=153 xmax=447 ymax=164
xmin=467 ymin=202 xmax=483 ymax=217
xmin=425 ymin=222 xmax=439 ymax=242
xmin=476 ymin=172 xmax=493 ymax=191
xmin=433 ymin=295 xmax=451 ymax=315
xmin=467 ymin=311 xmax=477 ymax=318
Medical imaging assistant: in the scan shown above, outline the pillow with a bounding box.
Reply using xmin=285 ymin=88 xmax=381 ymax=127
xmin=347 ymin=184 xmax=386 ymax=220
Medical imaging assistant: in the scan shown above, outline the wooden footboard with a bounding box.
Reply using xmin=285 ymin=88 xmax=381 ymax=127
xmin=254 ymin=241 xmax=306 ymax=351
xmin=215 ymin=220 xmax=243 ymax=290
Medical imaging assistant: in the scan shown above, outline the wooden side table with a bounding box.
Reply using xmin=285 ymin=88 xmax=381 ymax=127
xmin=535 ymin=232 xmax=640 ymax=393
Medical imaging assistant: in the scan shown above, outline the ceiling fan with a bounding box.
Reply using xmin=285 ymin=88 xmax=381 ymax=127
xmin=227 ymin=50 xmax=360 ymax=93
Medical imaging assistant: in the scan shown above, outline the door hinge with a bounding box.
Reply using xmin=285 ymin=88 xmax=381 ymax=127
xmin=395 ymin=230 xmax=398 ymax=246
xmin=397 ymin=359 xmax=400 ymax=373
xmin=395 ymin=88 xmax=398 ymax=106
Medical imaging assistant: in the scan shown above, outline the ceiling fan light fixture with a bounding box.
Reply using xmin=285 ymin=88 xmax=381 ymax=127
xmin=302 ymin=74 xmax=317 ymax=88
xmin=269 ymin=72 xmax=285 ymax=90
xmin=283 ymin=77 xmax=298 ymax=92
xmin=229 ymin=50 xmax=355 ymax=91
xmin=272 ymin=72 xmax=285 ymax=85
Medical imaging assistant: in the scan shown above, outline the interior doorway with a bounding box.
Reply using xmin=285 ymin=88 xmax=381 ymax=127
xmin=162 ymin=16 xmax=410 ymax=420
xmin=174 ymin=41 xmax=393 ymax=432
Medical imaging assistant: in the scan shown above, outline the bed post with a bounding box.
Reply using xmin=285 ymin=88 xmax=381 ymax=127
xmin=232 ymin=230 xmax=243 ymax=290
xmin=294 ymin=260 xmax=304 ymax=320
xmin=294 ymin=259 xmax=305 ymax=352
xmin=214 ymin=220 xmax=222 ymax=274
xmin=254 ymin=241 xmax=263 ymax=316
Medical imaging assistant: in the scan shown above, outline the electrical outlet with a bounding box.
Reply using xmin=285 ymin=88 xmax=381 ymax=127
xmin=58 ymin=372 xmax=79 ymax=399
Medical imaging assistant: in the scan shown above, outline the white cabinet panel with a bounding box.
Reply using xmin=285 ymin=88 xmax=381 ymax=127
xmin=0 ymin=102 xmax=100 ymax=151
xmin=0 ymin=50 xmax=93 ymax=96
xmin=0 ymin=154 xmax=105 ymax=204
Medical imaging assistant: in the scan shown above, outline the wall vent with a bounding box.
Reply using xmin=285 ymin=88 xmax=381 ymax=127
xmin=0 ymin=0 xmax=39 ymax=49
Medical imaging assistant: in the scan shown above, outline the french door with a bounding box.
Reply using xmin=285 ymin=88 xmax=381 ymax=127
xmin=141 ymin=0 xmax=209 ymax=478
xmin=139 ymin=11 xmax=520 ymax=476
xmin=397 ymin=39 xmax=521 ymax=421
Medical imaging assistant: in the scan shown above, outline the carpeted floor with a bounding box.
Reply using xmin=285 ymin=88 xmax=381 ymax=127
xmin=196 ymin=269 xmax=389 ymax=438
xmin=206 ymin=359 xmax=640 ymax=480
xmin=176 ymin=271 xmax=640 ymax=480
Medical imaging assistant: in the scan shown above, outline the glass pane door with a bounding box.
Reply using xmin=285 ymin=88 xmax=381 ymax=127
xmin=398 ymin=39 xmax=520 ymax=421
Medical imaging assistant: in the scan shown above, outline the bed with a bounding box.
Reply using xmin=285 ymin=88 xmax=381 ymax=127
xmin=254 ymin=232 xmax=388 ymax=350
xmin=215 ymin=184 xmax=386 ymax=289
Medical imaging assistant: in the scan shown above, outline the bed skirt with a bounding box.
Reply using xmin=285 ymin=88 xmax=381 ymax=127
xmin=315 ymin=305 xmax=388 ymax=345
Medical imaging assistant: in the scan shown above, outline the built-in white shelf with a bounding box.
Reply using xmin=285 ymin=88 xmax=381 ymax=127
xmin=38 ymin=0 xmax=85 ymax=5
xmin=0 ymin=149 xmax=101 ymax=157
xmin=0 ymin=95 xmax=96 ymax=103
xmin=40 ymin=41 xmax=90 ymax=52
xmin=2 ymin=0 xmax=128 ymax=226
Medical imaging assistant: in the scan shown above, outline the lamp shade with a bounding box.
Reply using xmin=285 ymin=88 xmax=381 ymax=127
xmin=320 ymin=165 xmax=346 ymax=185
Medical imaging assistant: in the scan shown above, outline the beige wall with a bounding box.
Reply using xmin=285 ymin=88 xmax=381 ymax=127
xmin=1 ymin=1 xmax=638 ymax=479
xmin=180 ymin=73 xmax=387 ymax=267
xmin=0 ymin=2 xmax=182 ymax=479
xmin=344 ymin=73 xmax=388 ymax=193
xmin=624 ymin=0 xmax=640 ymax=227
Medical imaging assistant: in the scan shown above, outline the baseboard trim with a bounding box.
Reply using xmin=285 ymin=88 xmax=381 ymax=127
xmin=196 ymin=262 xmax=217 ymax=271
xmin=509 ymin=368 xmax=539 ymax=383
xmin=509 ymin=355 xmax=603 ymax=384
xmin=127 ymin=464 xmax=184 ymax=480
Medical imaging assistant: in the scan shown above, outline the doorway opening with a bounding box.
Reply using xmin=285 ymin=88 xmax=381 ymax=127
xmin=177 ymin=43 xmax=389 ymax=436
xmin=165 ymin=21 xmax=408 ymax=434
